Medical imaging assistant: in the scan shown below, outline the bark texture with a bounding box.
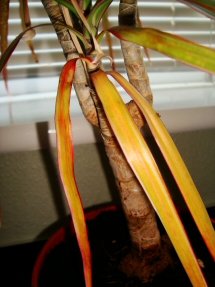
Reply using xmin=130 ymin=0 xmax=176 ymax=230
xmin=41 ymin=0 xmax=171 ymax=283
xmin=116 ymin=0 xmax=172 ymax=281
xmin=119 ymin=0 xmax=153 ymax=104
xmin=41 ymin=0 xmax=98 ymax=126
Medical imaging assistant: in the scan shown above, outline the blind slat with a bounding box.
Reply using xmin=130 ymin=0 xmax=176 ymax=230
xmin=1 ymin=0 xmax=215 ymax=126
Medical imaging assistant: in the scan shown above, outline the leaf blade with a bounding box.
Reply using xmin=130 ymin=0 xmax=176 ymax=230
xmin=0 ymin=24 xmax=50 ymax=74
xmin=87 ymin=0 xmax=113 ymax=34
xmin=54 ymin=0 xmax=78 ymax=15
xmin=55 ymin=59 xmax=92 ymax=287
xmin=109 ymin=70 xmax=215 ymax=261
xmin=179 ymin=0 xmax=215 ymax=19
xmin=91 ymin=69 xmax=208 ymax=287
xmin=109 ymin=26 xmax=215 ymax=74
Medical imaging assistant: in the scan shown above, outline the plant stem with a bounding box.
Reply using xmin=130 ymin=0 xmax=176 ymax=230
xmin=119 ymin=0 xmax=153 ymax=103
xmin=41 ymin=0 xmax=171 ymax=282
xmin=41 ymin=0 xmax=98 ymax=126
xmin=115 ymin=0 xmax=171 ymax=282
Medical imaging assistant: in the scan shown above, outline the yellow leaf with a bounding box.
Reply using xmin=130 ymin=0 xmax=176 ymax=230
xmin=91 ymin=69 xmax=208 ymax=286
xmin=109 ymin=70 xmax=215 ymax=262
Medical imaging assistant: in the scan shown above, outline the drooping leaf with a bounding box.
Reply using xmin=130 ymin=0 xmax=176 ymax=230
xmin=87 ymin=0 xmax=113 ymax=35
xmin=91 ymin=69 xmax=208 ymax=287
xmin=0 ymin=0 xmax=9 ymax=88
xmin=179 ymin=0 xmax=215 ymax=19
xmin=109 ymin=70 xmax=215 ymax=261
xmin=55 ymin=58 xmax=92 ymax=287
xmin=109 ymin=26 xmax=215 ymax=74
xmin=19 ymin=0 xmax=38 ymax=62
xmin=0 ymin=24 xmax=50 ymax=74
xmin=0 ymin=23 xmax=86 ymax=74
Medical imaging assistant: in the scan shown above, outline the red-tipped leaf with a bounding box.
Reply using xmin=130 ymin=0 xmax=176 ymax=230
xmin=109 ymin=26 xmax=215 ymax=74
xmin=55 ymin=58 xmax=92 ymax=287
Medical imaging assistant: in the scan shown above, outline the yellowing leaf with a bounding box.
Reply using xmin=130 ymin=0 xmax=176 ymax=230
xmin=55 ymin=58 xmax=92 ymax=287
xmin=109 ymin=26 xmax=215 ymax=74
xmin=91 ymin=69 xmax=208 ymax=287
xmin=109 ymin=70 xmax=215 ymax=262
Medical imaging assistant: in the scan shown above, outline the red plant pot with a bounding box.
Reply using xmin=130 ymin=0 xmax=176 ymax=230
xmin=32 ymin=203 xmax=215 ymax=287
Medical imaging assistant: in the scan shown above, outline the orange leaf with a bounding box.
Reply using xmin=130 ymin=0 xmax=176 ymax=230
xmin=55 ymin=58 xmax=92 ymax=287
xmin=91 ymin=69 xmax=208 ymax=286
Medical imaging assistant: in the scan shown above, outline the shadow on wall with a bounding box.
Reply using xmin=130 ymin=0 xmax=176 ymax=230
xmin=36 ymin=122 xmax=67 ymax=219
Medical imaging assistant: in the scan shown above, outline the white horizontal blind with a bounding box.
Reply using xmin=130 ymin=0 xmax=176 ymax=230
xmin=0 ymin=0 xmax=215 ymax=126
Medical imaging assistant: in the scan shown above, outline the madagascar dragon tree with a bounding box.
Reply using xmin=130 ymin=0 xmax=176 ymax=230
xmin=0 ymin=1 xmax=215 ymax=286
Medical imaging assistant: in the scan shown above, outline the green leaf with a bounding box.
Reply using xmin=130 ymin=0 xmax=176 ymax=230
xmin=91 ymin=69 xmax=208 ymax=287
xmin=179 ymin=0 xmax=215 ymax=19
xmin=109 ymin=26 xmax=215 ymax=74
xmin=54 ymin=0 xmax=78 ymax=16
xmin=56 ymin=0 xmax=103 ymax=53
xmin=83 ymin=0 xmax=92 ymax=11
xmin=55 ymin=58 xmax=92 ymax=287
xmin=87 ymin=0 xmax=112 ymax=35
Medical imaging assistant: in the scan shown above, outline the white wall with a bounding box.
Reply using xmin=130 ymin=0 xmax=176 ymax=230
xmin=0 ymin=129 xmax=215 ymax=247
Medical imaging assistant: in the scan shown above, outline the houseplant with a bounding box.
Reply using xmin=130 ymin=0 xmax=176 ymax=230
xmin=0 ymin=0 xmax=215 ymax=286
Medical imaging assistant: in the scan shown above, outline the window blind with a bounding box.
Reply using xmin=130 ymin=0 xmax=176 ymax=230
xmin=0 ymin=0 xmax=215 ymax=127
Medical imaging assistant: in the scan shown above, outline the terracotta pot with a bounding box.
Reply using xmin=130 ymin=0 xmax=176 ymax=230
xmin=32 ymin=203 xmax=215 ymax=287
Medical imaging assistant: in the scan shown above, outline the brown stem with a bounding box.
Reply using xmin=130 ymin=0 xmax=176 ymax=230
xmin=41 ymin=0 xmax=171 ymax=282
xmin=119 ymin=0 xmax=153 ymax=104
xmin=118 ymin=0 xmax=160 ymax=252
xmin=116 ymin=0 xmax=172 ymax=282
xmin=41 ymin=0 xmax=98 ymax=126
